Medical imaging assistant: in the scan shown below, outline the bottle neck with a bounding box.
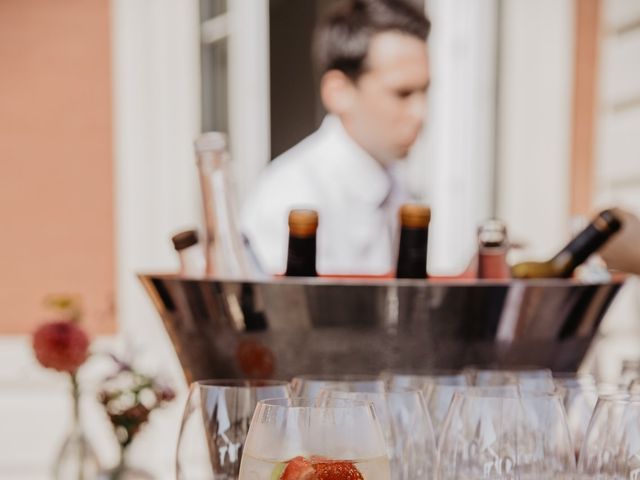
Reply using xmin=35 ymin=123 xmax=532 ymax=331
xmin=478 ymin=247 xmax=510 ymax=279
xmin=396 ymin=226 xmax=429 ymax=279
xmin=478 ymin=242 xmax=508 ymax=254
xmin=285 ymin=235 xmax=317 ymax=277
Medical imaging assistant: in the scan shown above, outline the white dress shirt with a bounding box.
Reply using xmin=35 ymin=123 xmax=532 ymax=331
xmin=241 ymin=115 xmax=412 ymax=275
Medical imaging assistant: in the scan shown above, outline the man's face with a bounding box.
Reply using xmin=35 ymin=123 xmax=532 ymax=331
xmin=344 ymin=31 xmax=430 ymax=164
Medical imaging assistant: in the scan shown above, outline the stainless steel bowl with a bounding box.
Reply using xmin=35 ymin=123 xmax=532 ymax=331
xmin=139 ymin=275 xmax=623 ymax=382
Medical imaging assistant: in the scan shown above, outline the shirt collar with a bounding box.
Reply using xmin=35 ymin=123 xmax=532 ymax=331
xmin=316 ymin=115 xmax=395 ymax=207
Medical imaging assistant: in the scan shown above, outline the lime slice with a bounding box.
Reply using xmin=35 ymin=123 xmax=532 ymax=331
xmin=270 ymin=462 xmax=286 ymax=480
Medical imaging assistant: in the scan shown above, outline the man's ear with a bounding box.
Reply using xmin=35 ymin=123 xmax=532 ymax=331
xmin=320 ymin=70 xmax=357 ymax=115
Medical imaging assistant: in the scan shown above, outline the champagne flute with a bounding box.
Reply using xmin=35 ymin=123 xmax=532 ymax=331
xmin=176 ymin=379 xmax=291 ymax=479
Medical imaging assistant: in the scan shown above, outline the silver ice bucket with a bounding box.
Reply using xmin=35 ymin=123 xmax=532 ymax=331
xmin=139 ymin=275 xmax=623 ymax=382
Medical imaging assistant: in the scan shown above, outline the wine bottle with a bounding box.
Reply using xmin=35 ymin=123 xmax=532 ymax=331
xmin=477 ymin=219 xmax=511 ymax=279
xmin=284 ymin=209 xmax=318 ymax=277
xmin=171 ymin=229 xmax=205 ymax=275
xmin=511 ymin=209 xmax=623 ymax=279
xmin=396 ymin=203 xmax=430 ymax=279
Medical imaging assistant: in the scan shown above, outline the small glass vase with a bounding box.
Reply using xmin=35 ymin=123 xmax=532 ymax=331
xmin=53 ymin=374 xmax=100 ymax=480
xmin=99 ymin=447 xmax=153 ymax=480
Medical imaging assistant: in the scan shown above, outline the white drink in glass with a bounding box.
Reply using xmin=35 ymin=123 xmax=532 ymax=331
xmin=239 ymin=398 xmax=391 ymax=480
xmin=239 ymin=454 xmax=391 ymax=480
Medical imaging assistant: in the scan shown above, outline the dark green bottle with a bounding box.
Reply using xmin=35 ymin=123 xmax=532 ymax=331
xmin=284 ymin=209 xmax=318 ymax=277
xmin=511 ymin=209 xmax=623 ymax=279
xmin=396 ymin=204 xmax=431 ymax=279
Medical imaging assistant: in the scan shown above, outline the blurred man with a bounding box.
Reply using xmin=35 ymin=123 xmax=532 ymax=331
xmin=242 ymin=0 xmax=431 ymax=274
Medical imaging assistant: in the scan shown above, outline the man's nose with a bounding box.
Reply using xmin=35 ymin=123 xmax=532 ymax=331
xmin=408 ymin=93 xmax=426 ymax=125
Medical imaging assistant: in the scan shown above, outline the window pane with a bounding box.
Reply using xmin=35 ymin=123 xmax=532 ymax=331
xmin=200 ymin=0 xmax=226 ymax=21
xmin=201 ymin=38 xmax=228 ymax=133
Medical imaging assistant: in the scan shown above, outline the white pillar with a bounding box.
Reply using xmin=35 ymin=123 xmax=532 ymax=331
xmin=227 ymin=0 xmax=271 ymax=205
xmin=423 ymin=0 xmax=499 ymax=273
xmin=496 ymin=0 xmax=575 ymax=260
xmin=112 ymin=0 xmax=202 ymax=475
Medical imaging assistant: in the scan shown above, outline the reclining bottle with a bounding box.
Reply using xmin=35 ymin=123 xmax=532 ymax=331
xmin=511 ymin=209 xmax=622 ymax=279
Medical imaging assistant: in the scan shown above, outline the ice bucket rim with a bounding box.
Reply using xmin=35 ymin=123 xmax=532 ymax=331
xmin=137 ymin=272 xmax=627 ymax=288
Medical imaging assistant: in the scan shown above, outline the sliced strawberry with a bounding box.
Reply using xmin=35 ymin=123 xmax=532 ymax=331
xmin=280 ymin=456 xmax=317 ymax=480
xmin=313 ymin=461 xmax=364 ymax=480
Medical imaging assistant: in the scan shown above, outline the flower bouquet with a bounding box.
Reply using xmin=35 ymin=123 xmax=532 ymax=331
xmin=98 ymin=354 xmax=175 ymax=479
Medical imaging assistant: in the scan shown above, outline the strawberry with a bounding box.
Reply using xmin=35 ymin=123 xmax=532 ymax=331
xmin=312 ymin=461 xmax=364 ymax=480
xmin=280 ymin=456 xmax=317 ymax=480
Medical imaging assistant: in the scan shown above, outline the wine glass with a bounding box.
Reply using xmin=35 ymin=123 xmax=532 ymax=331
xmin=629 ymin=378 xmax=640 ymax=395
xmin=578 ymin=393 xmax=640 ymax=478
xmin=385 ymin=370 xmax=467 ymax=390
xmin=619 ymin=359 xmax=640 ymax=389
xmin=464 ymin=366 xmax=555 ymax=393
xmin=553 ymin=373 xmax=598 ymax=459
xmin=319 ymin=388 xmax=436 ymax=479
xmin=437 ymin=388 xmax=576 ymax=479
xmin=385 ymin=371 xmax=467 ymax=442
xmin=176 ymin=379 xmax=291 ymax=480
xmin=291 ymin=374 xmax=386 ymax=399
xmin=238 ymin=397 xmax=391 ymax=480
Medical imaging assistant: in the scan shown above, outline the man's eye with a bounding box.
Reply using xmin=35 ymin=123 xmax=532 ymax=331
xmin=396 ymin=90 xmax=413 ymax=99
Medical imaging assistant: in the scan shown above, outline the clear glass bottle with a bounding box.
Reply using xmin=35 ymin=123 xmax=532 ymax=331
xmin=195 ymin=132 xmax=251 ymax=278
xmin=477 ymin=219 xmax=511 ymax=279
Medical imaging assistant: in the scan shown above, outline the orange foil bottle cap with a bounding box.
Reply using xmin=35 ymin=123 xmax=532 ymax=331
xmin=288 ymin=209 xmax=319 ymax=237
xmin=399 ymin=204 xmax=431 ymax=229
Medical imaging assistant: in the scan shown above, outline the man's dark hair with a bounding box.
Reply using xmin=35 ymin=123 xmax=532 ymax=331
xmin=313 ymin=0 xmax=431 ymax=80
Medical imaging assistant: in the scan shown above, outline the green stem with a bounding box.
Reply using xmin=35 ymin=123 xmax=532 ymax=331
xmin=71 ymin=373 xmax=80 ymax=425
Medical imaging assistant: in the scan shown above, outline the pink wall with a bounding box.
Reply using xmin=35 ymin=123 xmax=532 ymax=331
xmin=0 ymin=0 xmax=114 ymax=333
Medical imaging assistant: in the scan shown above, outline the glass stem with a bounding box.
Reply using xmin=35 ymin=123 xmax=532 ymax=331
xmin=116 ymin=444 xmax=126 ymax=475
xmin=70 ymin=372 xmax=85 ymax=480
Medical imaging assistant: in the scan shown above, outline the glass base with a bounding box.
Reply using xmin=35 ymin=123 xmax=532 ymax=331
xmin=98 ymin=465 xmax=154 ymax=480
xmin=53 ymin=430 xmax=100 ymax=480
